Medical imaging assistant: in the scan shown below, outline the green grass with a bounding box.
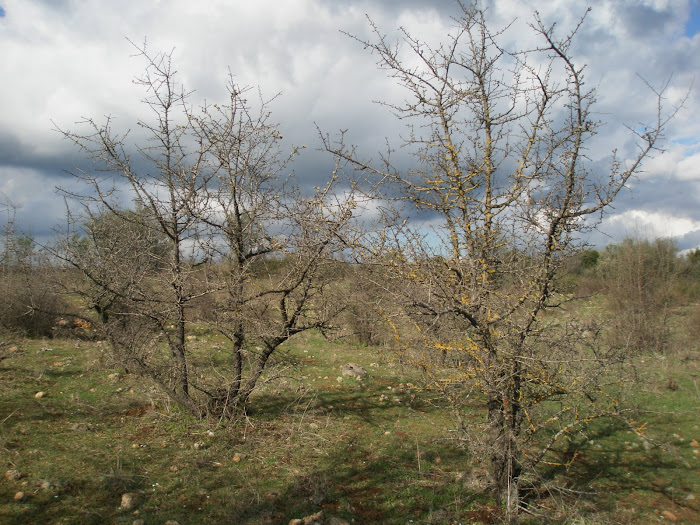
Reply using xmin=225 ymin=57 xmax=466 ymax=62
xmin=1 ymin=329 xmax=698 ymax=524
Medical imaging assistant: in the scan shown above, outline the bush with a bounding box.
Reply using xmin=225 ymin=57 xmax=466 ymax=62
xmin=676 ymin=248 xmax=700 ymax=300
xmin=1 ymin=229 xmax=71 ymax=337
xmin=341 ymin=267 xmax=392 ymax=346
xmin=599 ymin=237 xmax=678 ymax=353
xmin=0 ymin=266 xmax=69 ymax=338
xmin=557 ymin=249 xmax=603 ymax=296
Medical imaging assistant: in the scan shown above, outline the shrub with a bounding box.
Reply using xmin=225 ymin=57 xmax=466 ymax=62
xmin=599 ymin=237 xmax=678 ymax=353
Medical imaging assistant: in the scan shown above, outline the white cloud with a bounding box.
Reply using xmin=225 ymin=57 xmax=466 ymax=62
xmin=0 ymin=0 xmax=698 ymax=247
xmin=605 ymin=209 xmax=699 ymax=239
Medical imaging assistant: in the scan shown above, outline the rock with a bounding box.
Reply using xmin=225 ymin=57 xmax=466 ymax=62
xmin=233 ymin=452 xmax=247 ymax=462
xmin=457 ymin=468 xmax=489 ymax=491
xmin=662 ymin=510 xmax=678 ymax=522
xmin=35 ymin=391 xmax=46 ymax=399
xmin=164 ymin=521 xmax=180 ymax=525
xmin=341 ymin=363 xmax=367 ymax=378
xmin=13 ymin=491 xmax=26 ymax=502
xmin=690 ymin=439 xmax=699 ymax=447
xmin=70 ymin=423 xmax=94 ymax=432
xmin=40 ymin=480 xmax=51 ymax=491
xmin=289 ymin=510 xmax=324 ymax=524
xmin=133 ymin=520 xmax=145 ymax=525
xmin=193 ymin=441 xmax=205 ymax=450
xmin=288 ymin=511 xmax=349 ymax=525
xmin=5 ymin=470 xmax=21 ymax=481
xmin=120 ymin=492 xmax=139 ymax=510
xmin=108 ymin=372 xmax=121 ymax=381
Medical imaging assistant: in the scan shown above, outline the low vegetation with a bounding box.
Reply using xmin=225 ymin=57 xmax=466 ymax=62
xmin=1 ymin=250 xmax=699 ymax=523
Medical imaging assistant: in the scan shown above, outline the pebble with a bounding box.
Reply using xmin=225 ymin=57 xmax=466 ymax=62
xmin=120 ymin=493 xmax=139 ymax=510
xmin=35 ymin=391 xmax=46 ymax=399
xmin=14 ymin=492 xmax=26 ymax=502
xmin=662 ymin=510 xmax=678 ymax=522
xmin=5 ymin=470 xmax=21 ymax=481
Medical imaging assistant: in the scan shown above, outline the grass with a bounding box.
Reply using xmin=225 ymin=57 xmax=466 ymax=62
xmin=1 ymin=327 xmax=698 ymax=524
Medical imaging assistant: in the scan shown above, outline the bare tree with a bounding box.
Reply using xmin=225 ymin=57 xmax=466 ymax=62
xmin=55 ymin=43 xmax=353 ymax=419
xmin=184 ymin=83 xmax=353 ymax=417
xmin=323 ymin=4 xmax=682 ymax=520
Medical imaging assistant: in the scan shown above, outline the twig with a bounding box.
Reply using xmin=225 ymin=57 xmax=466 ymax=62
xmin=1 ymin=409 xmax=18 ymax=427
xmin=416 ymin=439 xmax=422 ymax=473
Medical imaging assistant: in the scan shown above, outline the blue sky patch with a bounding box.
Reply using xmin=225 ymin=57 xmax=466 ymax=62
xmin=0 ymin=6 xmax=6 ymax=17
xmin=686 ymin=1 xmax=700 ymax=37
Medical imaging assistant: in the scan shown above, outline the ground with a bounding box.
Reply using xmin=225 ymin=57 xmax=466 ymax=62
xmin=0 ymin=322 xmax=698 ymax=524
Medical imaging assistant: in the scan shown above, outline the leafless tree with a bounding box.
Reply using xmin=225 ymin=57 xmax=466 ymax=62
xmin=323 ymin=4 xmax=683 ymax=520
xmin=55 ymin=42 xmax=354 ymax=419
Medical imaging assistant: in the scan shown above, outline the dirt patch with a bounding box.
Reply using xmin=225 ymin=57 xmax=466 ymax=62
xmin=462 ymin=505 xmax=501 ymax=524
xmin=124 ymin=403 xmax=154 ymax=417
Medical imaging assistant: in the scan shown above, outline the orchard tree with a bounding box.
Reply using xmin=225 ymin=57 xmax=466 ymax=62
xmin=56 ymin=43 xmax=354 ymax=419
xmin=324 ymin=4 xmax=681 ymax=520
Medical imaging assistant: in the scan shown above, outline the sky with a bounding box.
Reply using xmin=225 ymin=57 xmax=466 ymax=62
xmin=1 ymin=0 xmax=699 ymax=252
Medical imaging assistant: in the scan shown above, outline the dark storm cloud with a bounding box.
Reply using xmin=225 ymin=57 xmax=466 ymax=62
xmin=1 ymin=0 xmax=699 ymax=249
xmin=0 ymin=130 xmax=85 ymax=175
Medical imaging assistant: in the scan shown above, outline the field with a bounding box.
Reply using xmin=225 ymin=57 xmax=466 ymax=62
xmin=1 ymin=312 xmax=699 ymax=525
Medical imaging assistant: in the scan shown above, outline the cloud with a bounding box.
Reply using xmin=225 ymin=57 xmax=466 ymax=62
xmin=0 ymin=0 xmax=698 ymax=251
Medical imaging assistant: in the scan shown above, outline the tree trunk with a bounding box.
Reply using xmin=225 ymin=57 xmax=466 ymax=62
xmin=488 ymin=395 xmax=521 ymax=522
